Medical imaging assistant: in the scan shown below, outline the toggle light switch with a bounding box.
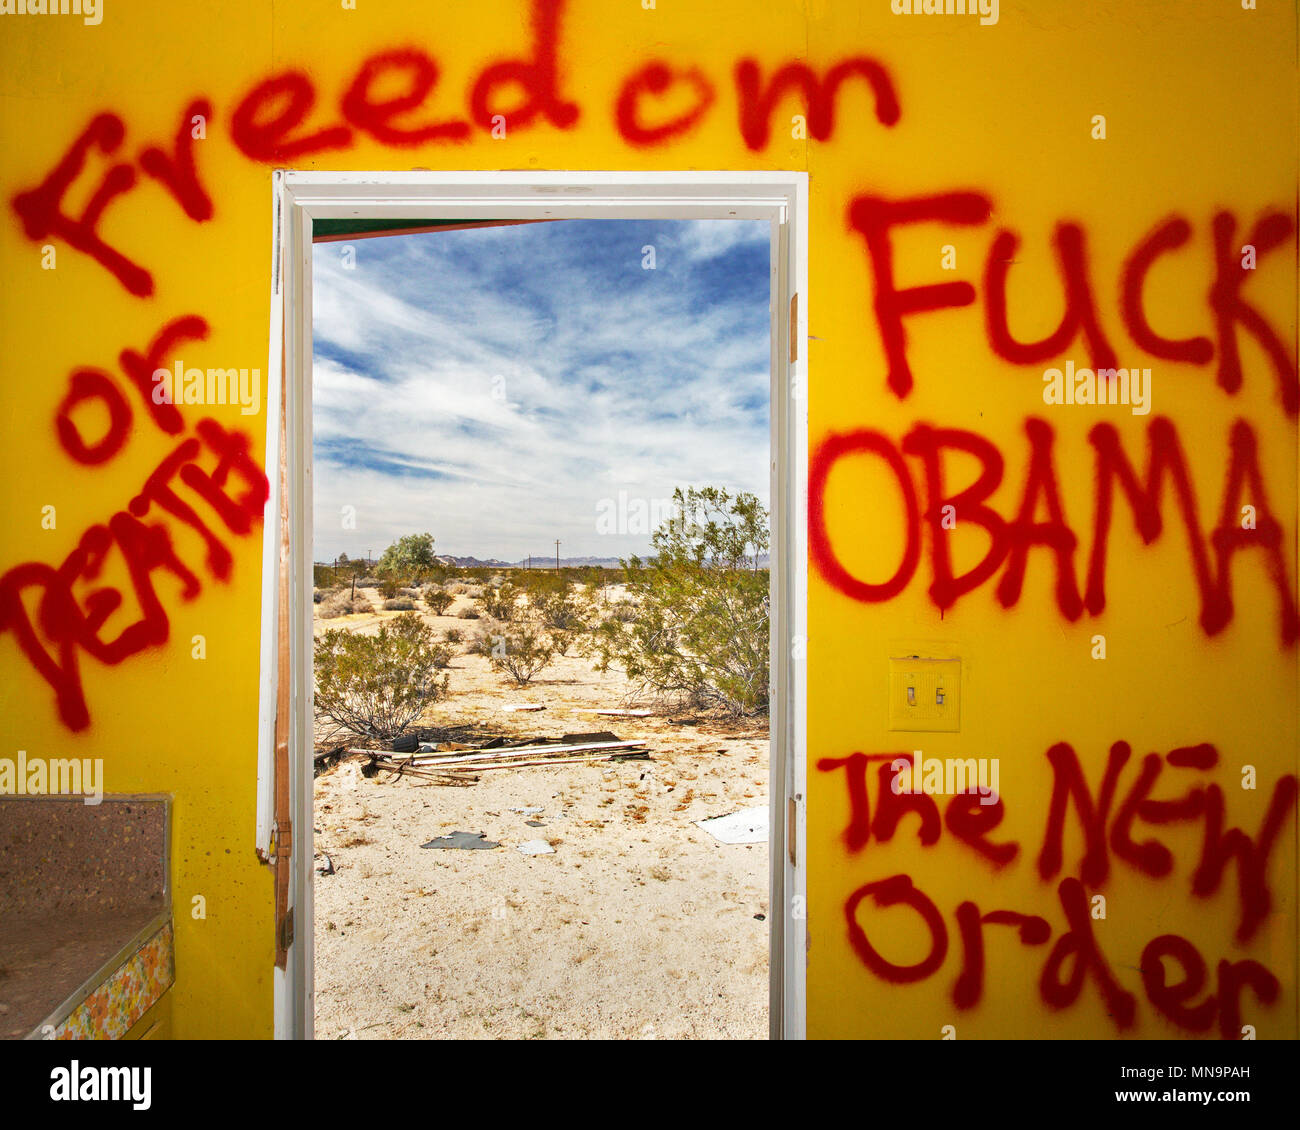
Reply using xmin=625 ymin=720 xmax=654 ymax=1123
xmin=888 ymin=657 xmax=961 ymax=732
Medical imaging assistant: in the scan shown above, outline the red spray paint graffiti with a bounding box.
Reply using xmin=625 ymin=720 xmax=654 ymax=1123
xmin=11 ymin=0 xmax=908 ymax=296
xmin=821 ymin=742 xmax=1297 ymax=1035
xmin=809 ymin=416 xmax=1300 ymax=646
xmin=848 ymin=191 xmax=1298 ymax=416
xmin=5 ymin=0 xmax=1296 ymax=1042
xmin=0 ymin=410 xmax=268 ymax=733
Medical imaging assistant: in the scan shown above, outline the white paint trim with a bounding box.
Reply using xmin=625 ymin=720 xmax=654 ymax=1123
xmin=256 ymin=173 xmax=284 ymax=864
xmin=264 ymin=170 xmax=809 ymax=1040
xmin=259 ymin=173 xmax=290 ymax=1039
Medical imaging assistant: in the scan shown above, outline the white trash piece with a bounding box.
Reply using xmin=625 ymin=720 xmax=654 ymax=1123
xmin=695 ymin=805 xmax=768 ymax=845
xmin=517 ymin=839 xmax=555 ymax=856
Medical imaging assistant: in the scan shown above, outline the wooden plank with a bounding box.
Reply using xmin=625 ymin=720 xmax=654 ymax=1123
xmin=442 ymin=752 xmax=650 ymax=772
xmin=408 ymin=740 xmax=644 ymax=766
xmin=410 ymin=739 xmax=642 ymax=758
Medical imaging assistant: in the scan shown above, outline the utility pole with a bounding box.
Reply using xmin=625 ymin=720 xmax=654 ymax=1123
xmin=554 ymin=539 xmax=561 ymax=572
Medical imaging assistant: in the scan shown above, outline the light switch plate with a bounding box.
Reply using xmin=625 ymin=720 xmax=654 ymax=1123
xmin=888 ymin=657 xmax=961 ymax=732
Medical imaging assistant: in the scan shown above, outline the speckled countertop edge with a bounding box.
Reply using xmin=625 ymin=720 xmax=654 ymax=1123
xmin=1 ymin=794 xmax=172 ymax=1039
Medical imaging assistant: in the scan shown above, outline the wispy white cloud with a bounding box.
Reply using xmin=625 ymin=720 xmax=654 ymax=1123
xmin=312 ymin=219 xmax=770 ymax=563
xmin=671 ymin=218 xmax=772 ymax=263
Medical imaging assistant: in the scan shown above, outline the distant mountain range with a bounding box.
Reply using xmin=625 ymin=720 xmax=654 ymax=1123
xmin=436 ymin=554 xmax=625 ymax=569
xmin=434 ymin=553 xmax=771 ymax=569
xmin=319 ymin=553 xmax=769 ymax=569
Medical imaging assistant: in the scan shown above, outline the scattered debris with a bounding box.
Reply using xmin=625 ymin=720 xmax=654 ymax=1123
xmin=316 ymin=851 xmax=335 ymax=876
xmin=420 ymin=831 xmax=500 ymax=850
xmin=390 ymin=734 xmax=421 ymax=754
xmin=503 ymin=704 xmax=546 ymax=712
xmin=424 ymin=741 xmax=642 ymax=764
xmin=517 ymin=840 xmax=555 ymax=856
xmin=581 ymin=709 xmax=653 ymax=717
xmin=372 ymin=754 xmax=479 ymax=786
xmin=365 ymin=731 xmax=653 ymax=784
xmin=465 ymin=751 xmax=648 ymax=772
xmin=525 ymin=820 xmax=545 ymax=828
xmin=313 ymin=744 xmax=356 ymax=776
xmin=512 ymin=806 xmax=544 ymax=815
xmin=695 ymin=806 xmax=768 ymax=845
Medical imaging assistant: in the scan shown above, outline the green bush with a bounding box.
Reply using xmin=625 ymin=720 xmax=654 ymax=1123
xmin=471 ymin=622 xmax=555 ymax=686
xmin=314 ymin=613 xmax=451 ymax=738
xmin=423 ymin=587 xmax=455 ymax=616
xmin=516 ymin=570 xmax=569 ymax=600
xmin=592 ymin=486 xmax=769 ymax=716
xmin=533 ymin=587 xmax=594 ymax=656
xmin=378 ymin=533 xmax=436 ymax=574
xmin=475 ymin=581 xmax=519 ymax=621
xmin=382 ymin=598 xmax=416 ymax=611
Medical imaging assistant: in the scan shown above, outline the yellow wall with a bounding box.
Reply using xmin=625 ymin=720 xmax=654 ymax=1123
xmin=1 ymin=0 xmax=1294 ymax=1039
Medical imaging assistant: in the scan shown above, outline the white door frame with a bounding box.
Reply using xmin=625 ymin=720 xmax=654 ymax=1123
xmin=258 ymin=170 xmax=809 ymax=1040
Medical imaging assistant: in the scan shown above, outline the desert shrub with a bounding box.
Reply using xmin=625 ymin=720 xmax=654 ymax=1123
xmin=533 ymin=587 xmax=594 ymax=656
xmin=314 ymin=613 xmax=451 ymax=738
xmin=383 ymin=598 xmax=416 ymax=611
xmin=516 ymin=570 xmax=569 ymax=600
xmin=314 ymin=564 xmax=340 ymax=588
xmin=471 ymin=622 xmax=555 ymax=685
xmin=318 ymin=594 xmax=375 ymax=619
xmin=457 ymin=606 xmax=481 ymax=620
xmin=475 ymin=581 xmax=519 ymax=621
xmin=591 ymin=486 xmax=769 ymax=716
xmin=378 ymin=578 xmax=400 ymax=600
xmin=423 ymin=588 xmax=455 ymax=616
xmin=377 ymin=533 xmax=436 ymax=575
xmin=605 ymin=599 xmax=639 ymax=622
xmin=443 ymin=628 xmax=463 ymax=644
xmin=313 ymin=589 xmax=326 ymax=604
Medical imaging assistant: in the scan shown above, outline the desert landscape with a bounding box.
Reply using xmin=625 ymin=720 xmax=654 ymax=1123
xmin=311 ymin=574 xmax=770 ymax=1040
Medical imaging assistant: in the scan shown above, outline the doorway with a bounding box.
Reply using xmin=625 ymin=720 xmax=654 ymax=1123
xmin=260 ymin=173 xmax=808 ymax=1039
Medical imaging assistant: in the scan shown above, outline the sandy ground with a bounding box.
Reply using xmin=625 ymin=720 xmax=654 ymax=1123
xmin=311 ymin=586 xmax=769 ymax=1039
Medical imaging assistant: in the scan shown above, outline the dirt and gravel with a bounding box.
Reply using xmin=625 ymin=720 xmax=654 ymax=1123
xmin=311 ymin=586 xmax=769 ymax=1039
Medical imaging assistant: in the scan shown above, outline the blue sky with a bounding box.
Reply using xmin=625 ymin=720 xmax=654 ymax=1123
xmin=312 ymin=218 xmax=770 ymax=563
